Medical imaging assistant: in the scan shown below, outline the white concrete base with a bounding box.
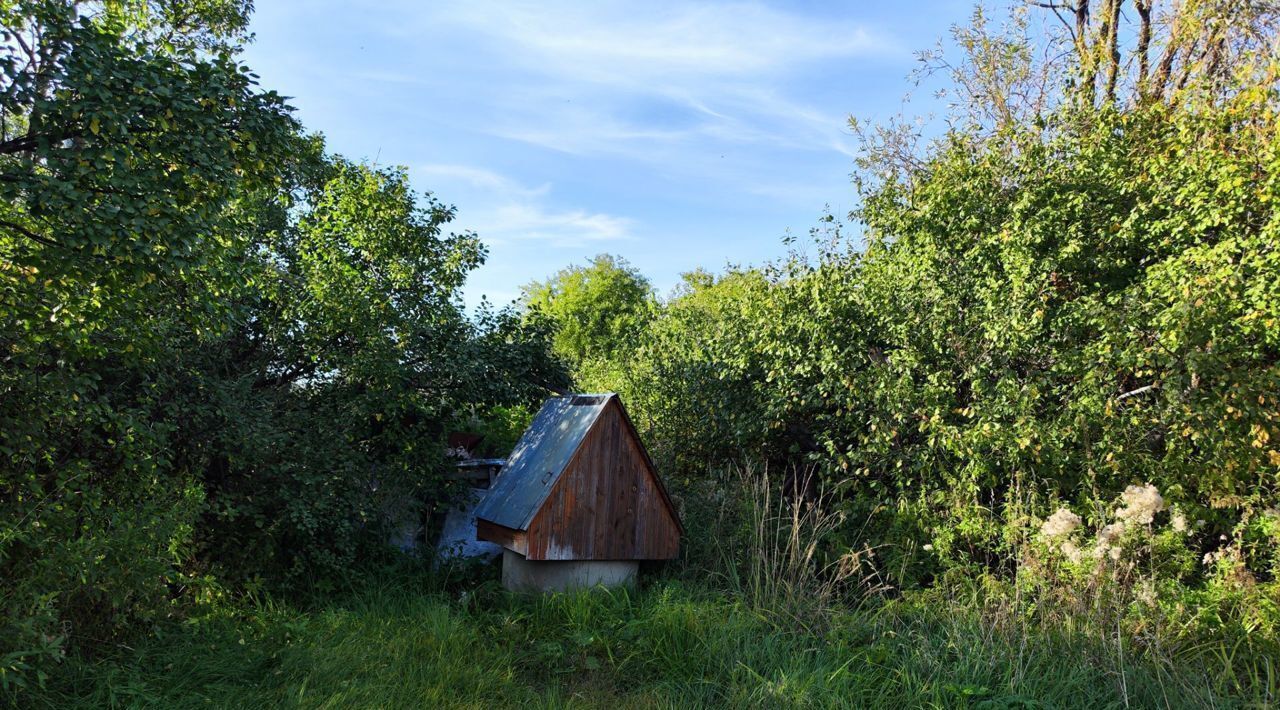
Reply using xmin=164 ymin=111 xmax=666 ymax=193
xmin=501 ymin=549 xmax=638 ymax=593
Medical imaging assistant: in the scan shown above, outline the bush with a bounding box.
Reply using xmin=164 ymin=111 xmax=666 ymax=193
xmin=529 ymin=0 xmax=1280 ymax=645
xmin=0 ymin=3 xmax=566 ymax=695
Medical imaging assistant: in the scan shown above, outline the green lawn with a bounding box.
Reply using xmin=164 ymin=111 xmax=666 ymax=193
xmin=31 ymin=572 xmax=1274 ymax=709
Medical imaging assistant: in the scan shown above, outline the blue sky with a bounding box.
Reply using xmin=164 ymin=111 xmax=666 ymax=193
xmin=242 ymin=1 xmax=973 ymax=307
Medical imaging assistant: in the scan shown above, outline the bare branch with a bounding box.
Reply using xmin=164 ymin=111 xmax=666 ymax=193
xmin=1150 ymin=5 xmax=1189 ymax=98
xmin=1117 ymin=383 xmax=1157 ymax=401
xmin=1026 ymin=0 xmax=1080 ymax=41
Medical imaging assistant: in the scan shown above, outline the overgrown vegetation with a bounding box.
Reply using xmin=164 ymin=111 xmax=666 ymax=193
xmin=5 ymin=0 xmax=1280 ymax=706
xmin=0 ymin=0 xmax=565 ymax=693
xmin=29 ymin=478 xmax=1280 ymax=707
xmin=537 ymin=0 xmax=1280 ymax=599
xmin=520 ymin=1 xmax=1280 ymax=704
xmin=26 ymin=576 xmax=1270 ymax=709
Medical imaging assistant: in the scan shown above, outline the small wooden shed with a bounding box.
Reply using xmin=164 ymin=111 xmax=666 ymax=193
xmin=474 ymin=393 xmax=681 ymax=591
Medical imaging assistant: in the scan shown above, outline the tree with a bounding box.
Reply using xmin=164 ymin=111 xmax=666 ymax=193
xmin=0 ymin=0 xmax=298 ymax=688
xmin=195 ymin=159 xmax=567 ymax=584
xmin=521 ymin=253 xmax=655 ymax=373
xmin=560 ymin=2 xmax=1280 ymax=604
xmin=0 ymin=3 xmax=566 ymax=692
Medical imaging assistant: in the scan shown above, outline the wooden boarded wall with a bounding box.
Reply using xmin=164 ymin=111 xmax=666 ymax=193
xmin=525 ymin=400 xmax=680 ymax=560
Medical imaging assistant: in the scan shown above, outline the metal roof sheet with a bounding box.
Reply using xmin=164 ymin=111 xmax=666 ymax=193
xmin=473 ymin=393 xmax=613 ymax=531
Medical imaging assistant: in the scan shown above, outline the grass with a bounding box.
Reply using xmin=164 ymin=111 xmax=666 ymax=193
xmin=28 ymin=568 xmax=1275 ymax=709
xmin=25 ymin=467 xmax=1278 ymax=708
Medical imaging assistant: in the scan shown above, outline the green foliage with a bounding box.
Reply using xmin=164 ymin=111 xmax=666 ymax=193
xmin=3 ymin=0 xmax=1278 ymax=702
xmin=520 ymin=253 xmax=654 ymax=382
xmin=456 ymin=404 xmax=535 ymax=458
xmin=845 ymin=95 xmax=1279 ymax=582
xmin=573 ymin=78 xmax=1278 ymax=586
xmin=0 ymin=0 xmax=296 ymax=691
xmin=533 ymin=3 xmax=1280 ymax=645
xmin=196 ymin=158 xmax=562 ymax=588
xmin=612 ymin=268 xmax=778 ymax=469
xmin=0 ymin=1 xmax=566 ymax=694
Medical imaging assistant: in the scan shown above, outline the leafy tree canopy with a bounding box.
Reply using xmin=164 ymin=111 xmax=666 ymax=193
xmin=520 ymin=253 xmax=655 ymax=371
xmin=0 ymin=2 xmax=566 ymax=692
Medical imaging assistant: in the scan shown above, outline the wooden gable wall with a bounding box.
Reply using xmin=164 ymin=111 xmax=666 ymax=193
xmin=524 ymin=400 xmax=680 ymax=561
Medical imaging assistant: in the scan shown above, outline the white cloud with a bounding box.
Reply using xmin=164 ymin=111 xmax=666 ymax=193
xmin=483 ymin=203 xmax=633 ymax=247
xmin=424 ymin=2 xmax=897 ymax=80
xmin=485 ymin=104 xmax=697 ymax=158
xmin=242 ymin=1 xmax=933 ymax=312
xmin=378 ymin=1 xmax=896 ymax=161
xmin=414 ymin=163 xmax=634 ymax=248
xmin=415 ymin=164 xmax=548 ymax=197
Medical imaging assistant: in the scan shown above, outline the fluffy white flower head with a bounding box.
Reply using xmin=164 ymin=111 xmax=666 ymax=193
xmin=1041 ymin=508 xmax=1082 ymax=538
xmin=1115 ymin=483 xmax=1165 ymax=526
xmin=1097 ymin=522 xmax=1124 ymax=545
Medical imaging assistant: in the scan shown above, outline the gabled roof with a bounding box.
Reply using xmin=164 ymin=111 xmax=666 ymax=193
xmin=474 ymin=393 xmax=613 ymax=531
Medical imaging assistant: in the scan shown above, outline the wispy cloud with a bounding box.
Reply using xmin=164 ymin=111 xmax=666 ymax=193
xmin=414 ymin=163 xmax=634 ymax=248
xmin=416 ymin=164 xmax=548 ymax=197
xmin=428 ymin=1 xmax=897 ymax=80
xmin=378 ymin=1 xmax=898 ymax=161
xmin=483 ymin=203 xmax=633 ymax=247
xmin=243 ymin=1 xmax=934 ymax=309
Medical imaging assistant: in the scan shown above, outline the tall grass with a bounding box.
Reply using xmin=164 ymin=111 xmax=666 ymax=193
xmin=25 ymin=465 xmax=1278 ymax=708
xmin=710 ymin=464 xmax=886 ymax=631
xmin=32 ymin=574 xmax=1265 ymax=709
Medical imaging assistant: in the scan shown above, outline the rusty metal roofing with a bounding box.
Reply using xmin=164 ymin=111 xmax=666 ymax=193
xmin=473 ymin=393 xmax=613 ymax=531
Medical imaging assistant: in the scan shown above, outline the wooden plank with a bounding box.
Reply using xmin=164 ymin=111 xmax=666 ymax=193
xmin=619 ymin=421 xmax=679 ymax=558
xmin=611 ymin=399 xmax=683 ymax=533
xmin=476 ymin=519 xmax=527 ymax=556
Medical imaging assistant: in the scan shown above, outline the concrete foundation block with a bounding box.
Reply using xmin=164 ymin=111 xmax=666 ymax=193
xmin=501 ymin=549 xmax=637 ymax=593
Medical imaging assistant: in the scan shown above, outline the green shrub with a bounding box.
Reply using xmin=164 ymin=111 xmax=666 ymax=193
xmin=527 ymin=1 xmax=1280 ymax=647
xmin=0 ymin=3 xmax=565 ymax=696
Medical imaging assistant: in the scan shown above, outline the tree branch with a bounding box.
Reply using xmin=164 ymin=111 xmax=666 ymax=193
xmin=1075 ymin=1 xmax=1098 ymax=106
xmin=1117 ymin=383 xmax=1157 ymax=400
xmin=1026 ymin=1 xmax=1081 ymax=42
xmin=1151 ymin=6 xmax=1187 ymax=98
xmin=0 ymin=218 xmax=61 ymax=248
xmin=1135 ymin=0 xmax=1153 ymax=92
